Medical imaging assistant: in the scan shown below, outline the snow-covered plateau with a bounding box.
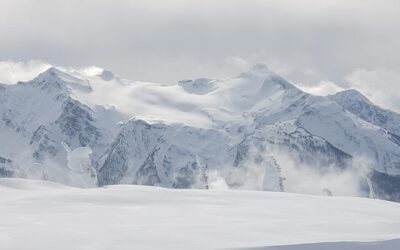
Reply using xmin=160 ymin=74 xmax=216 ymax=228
xmin=0 ymin=63 xmax=400 ymax=201
xmin=0 ymin=178 xmax=399 ymax=250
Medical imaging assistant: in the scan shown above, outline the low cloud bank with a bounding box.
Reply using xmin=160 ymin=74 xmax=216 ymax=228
xmin=208 ymin=147 xmax=373 ymax=198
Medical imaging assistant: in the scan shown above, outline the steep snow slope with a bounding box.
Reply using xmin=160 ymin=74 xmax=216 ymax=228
xmin=0 ymin=178 xmax=399 ymax=250
xmin=1 ymin=64 xmax=400 ymax=200
xmin=329 ymin=89 xmax=400 ymax=200
xmin=329 ymin=89 xmax=400 ymax=143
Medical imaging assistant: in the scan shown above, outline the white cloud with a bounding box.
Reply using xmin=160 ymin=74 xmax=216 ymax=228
xmin=0 ymin=60 xmax=110 ymax=85
xmin=272 ymin=149 xmax=373 ymax=197
xmin=76 ymin=66 xmax=104 ymax=77
xmin=300 ymin=80 xmax=344 ymax=96
xmin=0 ymin=60 xmax=51 ymax=84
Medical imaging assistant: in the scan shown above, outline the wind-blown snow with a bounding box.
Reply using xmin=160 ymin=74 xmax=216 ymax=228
xmin=0 ymin=178 xmax=399 ymax=250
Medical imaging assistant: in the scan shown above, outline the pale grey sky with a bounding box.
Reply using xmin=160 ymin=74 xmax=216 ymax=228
xmin=1 ymin=0 xmax=400 ymax=110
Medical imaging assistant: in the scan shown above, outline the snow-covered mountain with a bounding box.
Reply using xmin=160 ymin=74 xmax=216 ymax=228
xmin=1 ymin=64 xmax=399 ymax=201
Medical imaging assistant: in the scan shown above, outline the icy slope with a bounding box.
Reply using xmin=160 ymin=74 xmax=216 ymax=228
xmin=0 ymin=178 xmax=399 ymax=250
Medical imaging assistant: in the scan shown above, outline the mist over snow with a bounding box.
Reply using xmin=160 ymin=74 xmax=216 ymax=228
xmin=272 ymin=148 xmax=373 ymax=197
xmin=206 ymin=145 xmax=374 ymax=198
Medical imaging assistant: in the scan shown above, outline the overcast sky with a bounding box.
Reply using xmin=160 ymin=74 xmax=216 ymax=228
xmin=1 ymin=0 xmax=400 ymax=110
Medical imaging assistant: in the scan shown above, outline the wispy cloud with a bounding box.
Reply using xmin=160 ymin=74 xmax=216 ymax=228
xmin=0 ymin=60 xmax=51 ymax=84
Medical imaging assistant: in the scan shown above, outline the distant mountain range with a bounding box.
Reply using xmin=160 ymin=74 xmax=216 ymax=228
xmin=1 ymin=64 xmax=399 ymax=201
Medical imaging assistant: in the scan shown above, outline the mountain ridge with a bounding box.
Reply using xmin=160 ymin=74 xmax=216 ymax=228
xmin=1 ymin=64 xmax=400 ymax=201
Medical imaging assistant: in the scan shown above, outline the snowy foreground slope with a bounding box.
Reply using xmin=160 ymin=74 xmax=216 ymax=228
xmin=243 ymin=239 xmax=400 ymax=250
xmin=1 ymin=64 xmax=400 ymax=200
xmin=0 ymin=178 xmax=399 ymax=250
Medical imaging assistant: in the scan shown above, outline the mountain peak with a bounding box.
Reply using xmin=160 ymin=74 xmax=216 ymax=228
xmin=237 ymin=63 xmax=271 ymax=80
xmin=98 ymin=70 xmax=115 ymax=81
xmin=35 ymin=67 xmax=69 ymax=80
xmin=330 ymin=89 xmax=372 ymax=105
xmin=36 ymin=67 xmax=63 ymax=80
xmin=249 ymin=63 xmax=269 ymax=73
xmin=239 ymin=63 xmax=296 ymax=90
xmin=31 ymin=67 xmax=92 ymax=92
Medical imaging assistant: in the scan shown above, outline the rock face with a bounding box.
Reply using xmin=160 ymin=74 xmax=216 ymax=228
xmin=178 ymin=78 xmax=219 ymax=95
xmin=0 ymin=156 xmax=17 ymax=177
xmin=98 ymin=119 xmax=232 ymax=189
xmin=1 ymin=65 xmax=400 ymax=201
